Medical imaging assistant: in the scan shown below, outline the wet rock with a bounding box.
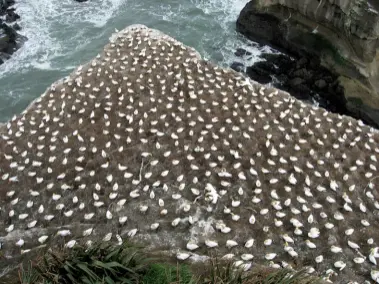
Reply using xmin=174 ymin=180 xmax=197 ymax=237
xmin=315 ymin=79 xmax=327 ymax=90
xmin=230 ymin=62 xmax=244 ymax=72
xmin=0 ymin=0 xmax=23 ymax=65
xmin=296 ymin=57 xmax=308 ymax=68
xmin=246 ymin=64 xmax=272 ymax=84
xmin=5 ymin=8 xmax=19 ymax=23
xmin=292 ymin=68 xmax=312 ymax=81
xmin=289 ymin=77 xmax=304 ymax=87
xmin=0 ymin=23 xmax=17 ymax=54
xmin=234 ymin=48 xmax=252 ymax=57
xmin=12 ymin=22 xmax=20 ymax=31
xmin=237 ymin=51 xmax=353 ymax=120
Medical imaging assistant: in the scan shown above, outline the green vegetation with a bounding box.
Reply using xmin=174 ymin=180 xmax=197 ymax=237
xmin=17 ymin=241 xmax=324 ymax=284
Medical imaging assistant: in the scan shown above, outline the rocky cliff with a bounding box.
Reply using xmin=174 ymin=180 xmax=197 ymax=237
xmin=0 ymin=25 xmax=379 ymax=283
xmin=0 ymin=0 xmax=23 ymax=64
xmin=237 ymin=0 xmax=379 ymax=128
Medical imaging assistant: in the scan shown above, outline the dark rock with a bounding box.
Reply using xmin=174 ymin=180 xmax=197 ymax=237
xmin=296 ymin=57 xmax=308 ymax=68
xmin=230 ymin=62 xmax=245 ymax=72
xmin=241 ymin=50 xmax=349 ymax=118
xmin=261 ymin=53 xmax=293 ymax=73
xmin=276 ymin=74 xmax=288 ymax=82
xmin=246 ymin=65 xmax=272 ymax=84
xmin=0 ymin=52 xmax=11 ymax=60
xmin=12 ymin=22 xmax=20 ymax=30
xmin=0 ymin=0 xmax=23 ymax=65
xmin=289 ymin=77 xmax=305 ymax=87
xmin=253 ymin=60 xmax=278 ymax=74
xmin=315 ymin=79 xmax=327 ymax=89
xmin=5 ymin=8 xmax=20 ymax=23
xmin=75 ymin=0 xmax=89 ymax=2
xmin=346 ymin=99 xmax=379 ymax=129
xmin=234 ymin=48 xmax=252 ymax=57
xmin=0 ymin=27 xmax=11 ymax=52
xmin=292 ymin=68 xmax=312 ymax=81
xmin=308 ymin=56 xmax=321 ymax=68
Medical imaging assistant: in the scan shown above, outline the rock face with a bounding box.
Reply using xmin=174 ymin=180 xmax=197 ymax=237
xmin=1 ymin=25 xmax=379 ymax=283
xmin=236 ymin=0 xmax=379 ymax=128
xmin=0 ymin=0 xmax=24 ymax=64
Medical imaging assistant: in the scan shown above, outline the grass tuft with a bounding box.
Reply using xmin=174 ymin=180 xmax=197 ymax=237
xmin=17 ymin=241 xmax=324 ymax=284
xmin=19 ymin=241 xmax=150 ymax=284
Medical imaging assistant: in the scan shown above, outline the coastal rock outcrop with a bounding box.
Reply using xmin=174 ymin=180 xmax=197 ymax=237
xmin=0 ymin=0 xmax=24 ymax=64
xmin=0 ymin=25 xmax=379 ymax=283
xmin=236 ymin=0 xmax=379 ymax=128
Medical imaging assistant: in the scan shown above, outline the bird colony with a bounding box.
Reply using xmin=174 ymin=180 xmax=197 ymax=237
xmin=0 ymin=25 xmax=379 ymax=283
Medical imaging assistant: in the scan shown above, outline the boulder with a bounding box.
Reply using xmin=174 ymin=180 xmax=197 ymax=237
xmin=236 ymin=0 xmax=379 ymax=128
xmin=234 ymin=48 xmax=252 ymax=57
xmin=5 ymin=8 xmax=19 ymax=23
xmin=315 ymin=79 xmax=327 ymax=89
xmin=230 ymin=61 xmax=245 ymax=72
xmin=246 ymin=64 xmax=272 ymax=84
xmin=0 ymin=22 xmax=18 ymax=53
xmin=290 ymin=77 xmax=304 ymax=87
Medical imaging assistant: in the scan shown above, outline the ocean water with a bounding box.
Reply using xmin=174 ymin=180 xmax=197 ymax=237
xmin=0 ymin=0 xmax=275 ymax=122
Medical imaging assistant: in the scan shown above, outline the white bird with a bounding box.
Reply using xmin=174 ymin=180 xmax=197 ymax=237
xmin=249 ymin=214 xmax=256 ymax=224
xmin=186 ymin=242 xmax=199 ymax=251
xmin=241 ymin=254 xmax=254 ymax=261
xmin=348 ymin=240 xmax=360 ymax=250
xmin=150 ymin=223 xmax=159 ymax=230
xmin=177 ymin=253 xmax=190 ymax=260
xmin=117 ymin=216 xmax=127 ymax=224
xmin=38 ymin=235 xmax=49 ymax=244
xmin=308 ymin=227 xmax=320 ymax=239
xmin=282 ymin=234 xmax=294 ymax=243
xmin=102 ymin=233 xmax=112 ymax=242
xmin=128 ymin=229 xmax=138 ymax=237
xmin=205 ymin=240 xmax=218 ymax=248
xmin=353 ymin=257 xmax=365 ymax=264
xmin=5 ymin=224 xmax=14 ymax=233
xmin=331 ymin=246 xmax=343 ymax=253
xmin=57 ymin=230 xmax=71 ymax=237
xmin=306 ymin=240 xmax=317 ymax=249
xmin=245 ymin=239 xmax=255 ymax=248
xmin=65 ymin=240 xmax=77 ymax=248
xmin=369 ymin=248 xmax=379 ymax=265
xmin=334 ymin=261 xmax=346 ymax=271
xmin=371 ymin=270 xmax=379 ymax=283
xmin=226 ymin=240 xmax=238 ymax=248
xmin=315 ymin=255 xmax=323 ymax=263
xmin=106 ymin=210 xmax=113 ymax=219
xmin=83 ymin=228 xmax=93 ymax=236
xmin=265 ymin=253 xmax=276 ymax=260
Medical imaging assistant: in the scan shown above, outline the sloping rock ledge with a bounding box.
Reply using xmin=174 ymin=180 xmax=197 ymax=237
xmin=0 ymin=25 xmax=379 ymax=283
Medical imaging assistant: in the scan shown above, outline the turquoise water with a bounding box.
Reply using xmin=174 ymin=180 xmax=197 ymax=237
xmin=0 ymin=0 xmax=275 ymax=122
